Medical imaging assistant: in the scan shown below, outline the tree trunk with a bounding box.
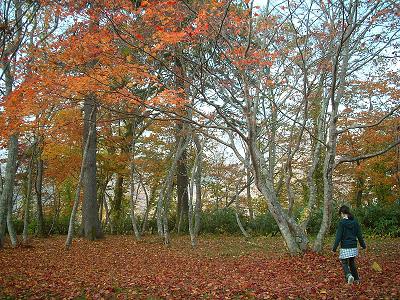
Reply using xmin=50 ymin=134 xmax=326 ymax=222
xmin=176 ymin=148 xmax=189 ymax=233
xmin=23 ymin=157 xmax=34 ymax=244
xmin=35 ymin=157 xmax=45 ymax=236
xmin=82 ymin=96 xmax=102 ymax=240
xmin=246 ymin=164 xmax=254 ymax=221
xmin=188 ymin=135 xmax=203 ymax=246
xmin=314 ymin=8 xmax=352 ymax=252
xmin=156 ymin=195 xmax=164 ymax=236
xmin=157 ymin=133 xmax=190 ymax=245
xmin=113 ymin=174 xmax=124 ymax=228
xmin=7 ymin=194 xmax=18 ymax=247
xmin=188 ymin=162 xmax=196 ymax=247
xmin=174 ymin=53 xmax=189 ymax=234
xmin=98 ymin=176 xmax=110 ymax=228
xmin=141 ymin=185 xmax=154 ymax=235
xmin=235 ymin=186 xmax=250 ymax=238
xmin=300 ymin=78 xmax=328 ymax=231
xmin=129 ymin=189 xmax=141 ymax=240
xmin=313 ymin=135 xmax=336 ymax=252
xmin=65 ymin=104 xmax=97 ymax=248
xmin=0 ymin=134 xmax=18 ymax=248
xmin=102 ymin=194 xmax=111 ymax=229
xmin=48 ymin=185 xmax=61 ymax=235
xmin=193 ymin=135 xmax=202 ymax=237
xmin=129 ymin=117 xmax=144 ymax=240
xmin=243 ymin=70 xmax=306 ymax=254
xmin=0 ymin=164 xmax=3 ymax=197
xmin=129 ymin=129 xmax=141 ymax=240
xmin=285 ymin=166 xmax=295 ymax=216
xmin=99 ymin=191 xmax=103 ymax=224
xmin=355 ymin=162 xmax=364 ymax=208
xmin=396 ymin=125 xmax=400 ymax=191
xmin=0 ymin=14 xmax=20 ymax=247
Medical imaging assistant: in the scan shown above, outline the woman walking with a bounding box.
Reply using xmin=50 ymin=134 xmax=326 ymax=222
xmin=332 ymin=205 xmax=366 ymax=284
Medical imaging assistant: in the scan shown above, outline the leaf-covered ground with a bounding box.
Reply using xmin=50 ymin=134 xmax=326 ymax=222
xmin=0 ymin=235 xmax=399 ymax=299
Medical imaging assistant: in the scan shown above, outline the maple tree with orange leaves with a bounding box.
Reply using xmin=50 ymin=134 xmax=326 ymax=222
xmin=0 ymin=0 xmax=399 ymax=298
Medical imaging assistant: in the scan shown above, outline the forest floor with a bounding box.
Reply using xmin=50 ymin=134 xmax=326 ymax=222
xmin=0 ymin=235 xmax=399 ymax=299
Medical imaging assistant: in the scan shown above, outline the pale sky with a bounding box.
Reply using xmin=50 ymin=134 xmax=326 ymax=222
xmin=254 ymin=0 xmax=268 ymax=6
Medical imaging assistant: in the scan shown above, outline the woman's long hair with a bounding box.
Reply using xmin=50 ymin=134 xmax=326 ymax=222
xmin=339 ymin=205 xmax=354 ymax=220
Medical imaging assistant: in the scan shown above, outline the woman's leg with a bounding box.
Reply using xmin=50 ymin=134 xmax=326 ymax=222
xmin=349 ymin=257 xmax=360 ymax=280
xmin=341 ymin=259 xmax=351 ymax=282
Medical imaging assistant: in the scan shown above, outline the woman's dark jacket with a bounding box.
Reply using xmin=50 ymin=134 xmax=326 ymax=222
xmin=332 ymin=218 xmax=366 ymax=251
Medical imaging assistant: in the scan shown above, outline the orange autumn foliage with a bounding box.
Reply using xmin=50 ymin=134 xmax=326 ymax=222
xmin=337 ymin=112 xmax=399 ymax=203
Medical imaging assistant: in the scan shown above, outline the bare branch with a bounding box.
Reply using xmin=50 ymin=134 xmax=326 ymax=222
xmin=337 ymin=104 xmax=400 ymax=134
xmin=334 ymin=140 xmax=400 ymax=167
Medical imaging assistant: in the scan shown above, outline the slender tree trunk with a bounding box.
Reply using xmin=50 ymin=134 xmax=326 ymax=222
xmin=176 ymin=148 xmax=189 ymax=233
xmin=156 ymin=195 xmax=164 ymax=236
xmin=0 ymin=164 xmax=3 ymax=196
xmin=141 ymin=185 xmax=154 ymax=235
xmin=82 ymin=96 xmax=102 ymax=240
xmin=193 ymin=136 xmax=203 ymax=237
xmin=129 ymin=119 xmax=141 ymax=240
xmin=23 ymin=158 xmax=34 ymax=244
xmin=269 ymin=102 xmax=277 ymax=186
xmin=98 ymin=177 xmax=110 ymax=228
xmin=48 ymin=185 xmax=60 ymax=235
xmin=102 ymin=194 xmax=111 ymax=229
xmin=113 ymin=174 xmax=124 ymax=228
xmin=7 ymin=194 xmax=17 ymax=247
xmin=141 ymin=206 xmax=150 ymax=235
xmin=314 ymin=134 xmax=336 ymax=252
xmin=157 ymin=133 xmax=190 ymax=245
xmin=301 ymin=79 xmax=328 ymax=231
xmin=0 ymin=134 xmax=18 ymax=248
xmin=286 ymin=166 xmax=295 ymax=216
xmin=355 ymin=162 xmax=364 ymax=208
xmin=161 ymin=177 xmax=175 ymax=245
xmin=188 ymin=135 xmax=204 ymax=246
xmin=35 ymin=157 xmax=45 ymax=236
xmin=0 ymin=164 xmax=3 ymax=239
xmin=99 ymin=193 xmax=103 ymax=224
xmin=235 ymin=186 xmax=250 ymax=238
xmin=129 ymin=166 xmax=141 ymax=240
xmin=0 ymin=16 xmax=20 ymax=247
xmin=66 ymin=175 xmax=84 ymax=248
xmin=141 ymin=202 xmax=150 ymax=235
xmin=188 ymin=161 xmax=196 ymax=246
xmin=396 ymin=125 xmax=400 ymax=190
xmin=246 ymin=163 xmax=254 ymax=221
xmin=129 ymin=190 xmax=141 ymax=240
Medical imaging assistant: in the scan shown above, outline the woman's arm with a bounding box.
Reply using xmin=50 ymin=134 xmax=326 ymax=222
xmin=356 ymin=221 xmax=366 ymax=249
xmin=332 ymin=222 xmax=343 ymax=251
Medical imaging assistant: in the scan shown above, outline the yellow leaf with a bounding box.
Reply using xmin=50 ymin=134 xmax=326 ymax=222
xmin=371 ymin=261 xmax=382 ymax=272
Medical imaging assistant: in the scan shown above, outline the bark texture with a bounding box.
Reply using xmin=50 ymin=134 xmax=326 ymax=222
xmin=35 ymin=158 xmax=45 ymax=236
xmin=0 ymin=134 xmax=18 ymax=248
xmin=82 ymin=96 xmax=102 ymax=240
